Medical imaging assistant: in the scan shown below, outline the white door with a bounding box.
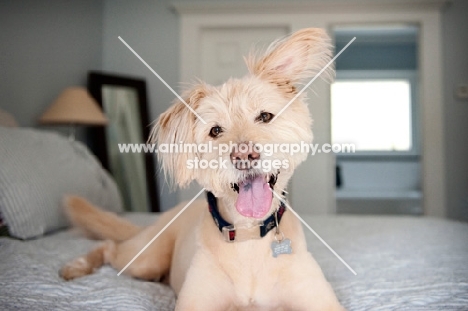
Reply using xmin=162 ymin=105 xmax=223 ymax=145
xmin=200 ymin=27 xmax=288 ymax=84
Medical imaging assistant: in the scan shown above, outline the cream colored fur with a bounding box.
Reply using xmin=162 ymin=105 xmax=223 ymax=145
xmin=60 ymin=28 xmax=344 ymax=310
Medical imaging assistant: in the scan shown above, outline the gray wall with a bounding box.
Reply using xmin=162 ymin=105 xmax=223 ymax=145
xmin=102 ymin=0 xmax=181 ymax=211
xmin=442 ymin=0 xmax=468 ymax=222
xmin=335 ymin=43 xmax=417 ymax=70
xmin=0 ymin=0 xmax=103 ymax=128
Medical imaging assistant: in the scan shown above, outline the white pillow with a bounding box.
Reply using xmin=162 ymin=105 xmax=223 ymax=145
xmin=0 ymin=128 xmax=123 ymax=239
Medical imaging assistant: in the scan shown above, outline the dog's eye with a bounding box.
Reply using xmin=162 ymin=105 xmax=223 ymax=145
xmin=256 ymin=111 xmax=274 ymax=123
xmin=209 ymin=126 xmax=223 ymax=138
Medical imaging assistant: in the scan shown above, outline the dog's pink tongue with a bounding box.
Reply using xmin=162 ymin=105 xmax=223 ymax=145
xmin=235 ymin=175 xmax=272 ymax=219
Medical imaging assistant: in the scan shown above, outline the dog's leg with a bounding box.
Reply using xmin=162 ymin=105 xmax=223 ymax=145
xmin=278 ymin=254 xmax=345 ymax=311
xmin=60 ymin=225 xmax=173 ymax=281
xmin=61 ymin=207 xmax=183 ymax=281
xmin=105 ymin=222 xmax=174 ymax=281
xmin=60 ymin=240 xmax=114 ymax=280
xmin=175 ymin=253 xmax=234 ymax=311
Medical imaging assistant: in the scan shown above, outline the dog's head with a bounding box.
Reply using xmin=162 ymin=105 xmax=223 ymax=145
xmin=151 ymin=28 xmax=333 ymax=221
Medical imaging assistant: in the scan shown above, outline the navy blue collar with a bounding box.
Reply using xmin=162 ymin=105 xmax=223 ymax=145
xmin=206 ymin=191 xmax=286 ymax=242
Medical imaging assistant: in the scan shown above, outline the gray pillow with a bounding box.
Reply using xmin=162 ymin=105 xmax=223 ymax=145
xmin=0 ymin=127 xmax=123 ymax=239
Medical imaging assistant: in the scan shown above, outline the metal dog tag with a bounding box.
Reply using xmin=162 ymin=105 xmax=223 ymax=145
xmin=271 ymin=238 xmax=292 ymax=258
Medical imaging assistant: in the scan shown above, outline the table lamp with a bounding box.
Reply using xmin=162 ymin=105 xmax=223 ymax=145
xmin=39 ymin=87 xmax=108 ymax=140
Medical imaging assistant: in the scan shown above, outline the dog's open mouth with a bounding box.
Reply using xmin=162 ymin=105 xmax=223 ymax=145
xmin=230 ymin=172 xmax=278 ymax=219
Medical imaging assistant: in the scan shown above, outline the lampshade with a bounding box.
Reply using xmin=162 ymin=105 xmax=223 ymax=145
xmin=39 ymin=87 xmax=108 ymax=125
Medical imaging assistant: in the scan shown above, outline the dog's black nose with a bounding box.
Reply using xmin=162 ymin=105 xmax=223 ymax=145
xmin=230 ymin=142 xmax=260 ymax=170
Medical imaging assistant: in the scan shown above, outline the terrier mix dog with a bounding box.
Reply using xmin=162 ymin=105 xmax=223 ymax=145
xmin=60 ymin=28 xmax=344 ymax=310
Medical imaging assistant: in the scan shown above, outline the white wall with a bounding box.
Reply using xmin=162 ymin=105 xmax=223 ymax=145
xmin=442 ymin=0 xmax=468 ymax=222
xmin=0 ymin=0 xmax=103 ymax=128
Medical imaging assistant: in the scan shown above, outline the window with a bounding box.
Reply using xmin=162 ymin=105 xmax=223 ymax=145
xmin=331 ymin=71 xmax=417 ymax=155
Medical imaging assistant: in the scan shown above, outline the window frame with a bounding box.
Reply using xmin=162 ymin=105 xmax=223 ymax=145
xmin=332 ymin=70 xmax=419 ymax=159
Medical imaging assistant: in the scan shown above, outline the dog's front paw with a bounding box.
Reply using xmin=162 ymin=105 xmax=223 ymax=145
xmin=59 ymin=257 xmax=93 ymax=281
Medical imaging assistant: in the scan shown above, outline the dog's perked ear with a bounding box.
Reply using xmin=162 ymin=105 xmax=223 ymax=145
xmin=149 ymin=84 xmax=209 ymax=188
xmin=246 ymin=28 xmax=334 ymax=94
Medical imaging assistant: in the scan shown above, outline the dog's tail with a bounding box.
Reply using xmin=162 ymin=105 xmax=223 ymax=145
xmin=64 ymin=195 xmax=142 ymax=243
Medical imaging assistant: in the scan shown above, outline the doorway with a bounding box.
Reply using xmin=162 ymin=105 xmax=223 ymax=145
xmin=331 ymin=24 xmax=423 ymax=215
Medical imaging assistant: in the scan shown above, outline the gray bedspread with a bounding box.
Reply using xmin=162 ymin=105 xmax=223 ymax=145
xmin=1 ymin=214 xmax=467 ymax=310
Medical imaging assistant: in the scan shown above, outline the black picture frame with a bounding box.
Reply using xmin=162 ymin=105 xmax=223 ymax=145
xmin=87 ymin=71 xmax=160 ymax=213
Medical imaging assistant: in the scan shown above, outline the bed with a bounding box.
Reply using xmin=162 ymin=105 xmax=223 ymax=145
xmin=1 ymin=128 xmax=467 ymax=310
xmin=1 ymin=213 xmax=468 ymax=310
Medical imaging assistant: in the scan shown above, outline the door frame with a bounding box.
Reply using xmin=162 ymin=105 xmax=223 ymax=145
xmin=174 ymin=0 xmax=447 ymax=217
